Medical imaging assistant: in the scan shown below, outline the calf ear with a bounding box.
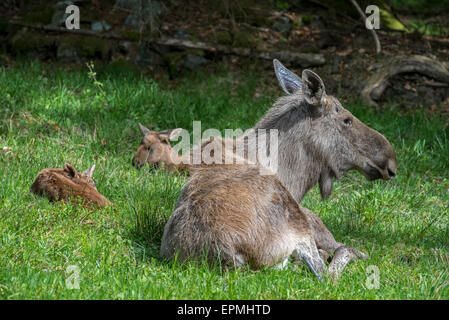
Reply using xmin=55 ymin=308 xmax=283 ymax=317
xmin=159 ymin=134 xmax=170 ymax=144
xmin=273 ymin=59 xmax=302 ymax=95
xmin=82 ymin=164 xmax=96 ymax=177
xmin=63 ymin=163 xmax=77 ymax=178
xmin=302 ymin=69 xmax=325 ymax=106
xmin=138 ymin=123 xmax=151 ymax=136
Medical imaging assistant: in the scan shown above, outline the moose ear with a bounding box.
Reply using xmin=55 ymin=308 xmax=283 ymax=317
xmin=273 ymin=59 xmax=302 ymax=95
xmin=302 ymin=69 xmax=325 ymax=106
xmin=63 ymin=163 xmax=77 ymax=178
xmin=169 ymin=128 xmax=183 ymax=140
xmin=138 ymin=123 xmax=151 ymax=136
xmin=82 ymin=164 xmax=96 ymax=177
xmin=159 ymin=134 xmax=170 ymax=144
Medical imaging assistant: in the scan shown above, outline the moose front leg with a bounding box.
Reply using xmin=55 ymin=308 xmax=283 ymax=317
xmin=328 ymin=245 xmax=369 ymax=281
xmin=299 ymin=206 xmax=369 ymax=281
xmin=291 ymin=236 xmax=326 ymax=281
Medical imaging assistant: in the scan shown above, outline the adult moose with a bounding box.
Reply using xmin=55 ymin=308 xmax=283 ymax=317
xmin=161 ymin=60 xmax=397 ymax=280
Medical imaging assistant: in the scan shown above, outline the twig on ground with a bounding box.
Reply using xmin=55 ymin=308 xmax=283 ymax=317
xmin=349 ymin=0 xmax=382 ymax=54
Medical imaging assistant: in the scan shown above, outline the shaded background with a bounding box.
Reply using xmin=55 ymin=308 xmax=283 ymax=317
xmin=1 ymin=0 xmax=449 ymax=110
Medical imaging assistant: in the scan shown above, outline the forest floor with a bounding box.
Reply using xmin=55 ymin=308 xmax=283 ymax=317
xmin=2 ymin=1 xmax=449 ymax=110
xmin=0 ymin=61 xmax=448 ymax=299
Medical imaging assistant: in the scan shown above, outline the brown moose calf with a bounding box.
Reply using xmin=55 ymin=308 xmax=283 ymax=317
xmin=31 ymin=163 xmax=112 ymax=208
xmin=132 ymin=123 xmax=189 ymax=173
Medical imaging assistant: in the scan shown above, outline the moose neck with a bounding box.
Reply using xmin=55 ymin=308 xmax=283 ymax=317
xmin=253 ymin=95 xmax=326 ymax=203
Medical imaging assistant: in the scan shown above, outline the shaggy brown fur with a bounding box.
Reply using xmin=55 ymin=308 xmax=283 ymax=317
xmin=161 ymin=164 xmax=326 ymax=277
xmin=31 ymin=164 xmax=112 ymax=208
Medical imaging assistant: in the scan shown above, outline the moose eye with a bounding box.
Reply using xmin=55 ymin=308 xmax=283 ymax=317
xmin=335 ymin=107 xmax=339 ymax=113
xmin=343 ymin=118 xmax=352 ymax=126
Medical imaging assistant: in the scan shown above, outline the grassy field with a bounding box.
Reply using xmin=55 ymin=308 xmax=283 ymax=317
xmin=0 ymin=61 xmax=448 ymax=299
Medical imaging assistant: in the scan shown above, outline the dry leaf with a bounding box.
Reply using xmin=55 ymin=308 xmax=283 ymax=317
xmin=81 ymin=219 xmax=95 ymax=225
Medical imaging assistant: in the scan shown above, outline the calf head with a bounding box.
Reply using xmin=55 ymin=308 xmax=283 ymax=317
xmin=132 ymin=123 xmax=183 ymax=170
xmin=63 ymin=163 xmax=97 ymax=188
xmin=273 ymin=60 xmax=397 ymax=198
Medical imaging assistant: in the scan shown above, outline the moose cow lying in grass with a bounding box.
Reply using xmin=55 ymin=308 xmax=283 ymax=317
xmin=160 ymin=60 xmax=397 ymax=280
xmin=31 ymin=163 xmax=112 ymax=208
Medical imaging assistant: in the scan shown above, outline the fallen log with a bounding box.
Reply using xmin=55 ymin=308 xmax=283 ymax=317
xmin=154 ymin=37 xmax=326 ymax=67
xmin=7 ymin=22 xmax=326 ymax=67
xmin=361 ymin=55 xmax=449 ymax=107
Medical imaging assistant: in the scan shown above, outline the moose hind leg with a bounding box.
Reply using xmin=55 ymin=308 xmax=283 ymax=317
xmin=328 ymin=246 xmax=369 ymax=282
xmin=292 ymin=236 xmax=326 ymax=280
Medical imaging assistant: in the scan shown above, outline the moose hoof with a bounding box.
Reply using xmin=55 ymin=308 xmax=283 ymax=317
xmin=328 ymin=246 xmax=369 ymax=282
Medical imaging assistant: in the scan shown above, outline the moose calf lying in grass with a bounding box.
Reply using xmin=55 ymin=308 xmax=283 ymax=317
xmin=161 ymin=60 xmax=397 ymax=281
xmin=132 ymin=124 xmax=188 ymax=173
xmin=31 ymin=163 xmax=112 ymax=208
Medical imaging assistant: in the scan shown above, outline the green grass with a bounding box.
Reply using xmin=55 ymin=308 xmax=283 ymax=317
xmin=391 ymin=0 xmax=449 ymax=13
xmin=0 ymin=60 xmax=448 ymax=299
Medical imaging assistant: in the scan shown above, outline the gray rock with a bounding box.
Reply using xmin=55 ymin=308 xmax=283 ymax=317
xmin=57 ymin=46 xmax=80 ymax=62
xmin=115 ymin=0 xmax=139 ymax=10
xmin=273 ymin=16 xmax=291 ymax=34
xmin=310 ymin=15 xmax=326 ymax=31
xmin=182 ymin=54 xmax=209 ymax=70
xmin=91 ymin=21 xmax=112 ymax=32
xmin=135 ymin=44 xmax=164 ymax=67
xmin=116 ymin=0 xmax=166 ymax=30
xmin=173 ymin=29 xmax=192 ymax=40
xmin=124 ymin=13 xmax=142 ymax=28
xmin=55 ymin=0 xmax=74 ymax=9
xmin=50 ymin=1 xmax=74 ymax=27
xmin=117 ymin=41 xmax=132 ymax=54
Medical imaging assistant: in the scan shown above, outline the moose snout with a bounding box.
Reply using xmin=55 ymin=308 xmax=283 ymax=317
xmin=362 ymin=155 xmax=397 ymax=181
xmin=386 ymin=158 xmax=397 ymax=178
xmin=372 ymin=157 xmax=397 ymax=181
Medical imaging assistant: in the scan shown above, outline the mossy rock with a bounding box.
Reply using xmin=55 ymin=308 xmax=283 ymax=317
xmin=233 ymin=30 xmax=259 ymax=48
xmin=185 ymin=49 xmax=205 ymax=57
xmin=108 ymin=58 xmax=139 ymax=74
xmin=21 ymin=5 xmax=53 ymax=25
xmin=298 ymin=44 xmax=320 ymax=54
xmin=59 ymin=36 xmax=111 ymax=59
xmin=118 ymin=30 xmax=140 ymax=42
xmin=164 ymin=51 xmax=185 ymax=65
xmin=164 ymin=51 xmax=186 ymax=75
xmin=252 ymin=15 xmax=273 ymax=27
xmin=216 ymin=31 xmax=232 ymax=45
xmin=0 ymin=22 xmax=19 ymax=36
xmin=10 ymin=30 xmax=55 ymax=55
xmin=301 ymin=15 xmax=312 ymax=25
